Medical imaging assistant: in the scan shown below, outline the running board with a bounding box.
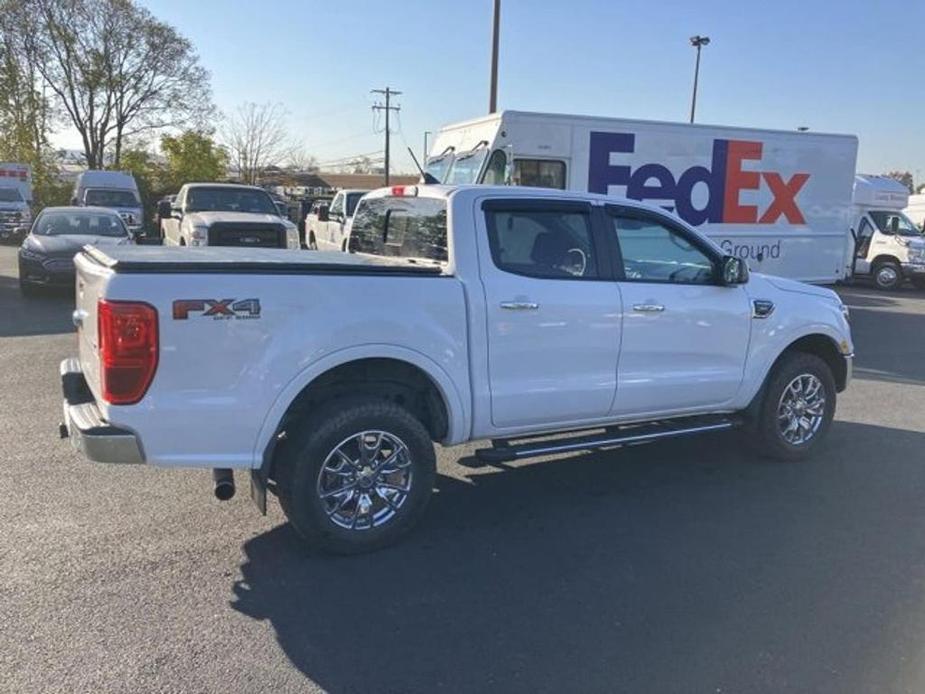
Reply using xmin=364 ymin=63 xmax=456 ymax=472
xmin=475 ymin=417 xmax=740 ymax=464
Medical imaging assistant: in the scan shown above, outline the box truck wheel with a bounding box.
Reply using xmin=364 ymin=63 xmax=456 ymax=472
xmin=275 ymin=397 xmax=436 ymax=554
xmin=872 ymin=259 xmax=902 ymax=290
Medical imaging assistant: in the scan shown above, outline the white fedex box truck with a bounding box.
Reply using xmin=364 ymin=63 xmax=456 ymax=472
xmin=426 ymin=111 xmax=859 ymax=282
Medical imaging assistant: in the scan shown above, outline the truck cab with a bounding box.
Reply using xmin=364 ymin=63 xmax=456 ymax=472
xmin=0 ymin=163 xmax=33 ymax=244
xmin=72 ymin=170 xmax=144 ymax=236
xmin=305 ymin=189 xmax=369 ymax=251
xmin=851 ymin=175 xmax=925 ymax=290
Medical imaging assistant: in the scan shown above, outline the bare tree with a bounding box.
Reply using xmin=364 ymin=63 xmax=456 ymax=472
xmin=223 ymin=102 xmax=290 ymax=185
xmin=15 ymin=0 xmax=212 ymax=168
xmin=284 ymin=146 xmax=319 ymax=173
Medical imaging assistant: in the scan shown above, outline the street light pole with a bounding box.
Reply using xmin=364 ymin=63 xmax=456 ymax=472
xmin=489 ymin=0 xmax=500 ymax=113
xmin=689 ymin=35 xmax=710 ymax=124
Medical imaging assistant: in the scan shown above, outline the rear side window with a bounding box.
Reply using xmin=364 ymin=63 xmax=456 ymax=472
xmin=512 ymin=159 xmax=567 ymax=189
xmin=484 ymin=204 xmax=598 ymax=279
xmin=349 ymin=196 xmax=448 ymax=262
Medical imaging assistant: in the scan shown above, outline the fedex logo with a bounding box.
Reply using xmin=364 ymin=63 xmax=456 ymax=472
xmin=587 ymin=132 xmax=810 ymax=226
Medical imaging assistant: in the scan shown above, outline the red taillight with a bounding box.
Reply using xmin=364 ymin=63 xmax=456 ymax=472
xmin=389 ymin=185 xmax=418 ymax=197
xmin=98 ymin=299 xmax=158 ymax=405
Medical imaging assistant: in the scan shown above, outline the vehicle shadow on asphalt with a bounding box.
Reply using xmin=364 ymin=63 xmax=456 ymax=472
xmin=846 ymin=298 xmax=925 ymax=386
xmin=231 ymin=422 xmax=925 ymax=693
xmin=0 ymin=272 xmax=74 ymax=338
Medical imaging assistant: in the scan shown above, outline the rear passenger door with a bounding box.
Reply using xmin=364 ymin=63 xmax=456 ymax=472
xmin=605 ymin=205 xmax=751 ymax=415
xmin=478 ymin=200 xmax=622 ymax=429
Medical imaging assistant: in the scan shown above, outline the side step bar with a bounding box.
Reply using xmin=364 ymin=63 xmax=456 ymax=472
xmin=475 ymin=417 xmax=740 ymax=464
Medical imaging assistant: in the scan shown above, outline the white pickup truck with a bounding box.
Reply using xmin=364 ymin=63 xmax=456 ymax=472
xmin=304 ymin=188 xmax=368 ymax=251
xmin=60 ymin=185 xmax=853 ymax=553
xmin=158 ymin=182 xmax=300 ymax=249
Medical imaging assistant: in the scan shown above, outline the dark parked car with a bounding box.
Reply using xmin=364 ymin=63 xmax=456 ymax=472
xmin=18 ymin=206 xmax=133 ymax=295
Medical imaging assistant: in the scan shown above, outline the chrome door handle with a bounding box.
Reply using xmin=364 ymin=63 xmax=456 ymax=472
xmin=632 ymin=303 xmax=665 ymax=313
xmin=500 ymin=301 xmax=539 ymax=310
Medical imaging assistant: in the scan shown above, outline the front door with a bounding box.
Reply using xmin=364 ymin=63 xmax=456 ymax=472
xmin=604 ymin=205 xmax=751 ymax=416
xmin=478 ymin=200 xmax=621 ymax=429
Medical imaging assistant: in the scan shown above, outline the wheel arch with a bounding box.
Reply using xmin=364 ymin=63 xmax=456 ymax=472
xmin=746 ymin=332 xmax=849 ymax=417
xmin=253 ymin=346 xmax=468 ymax=471
xmin=870 ymin=254 xmax=902 ymax=270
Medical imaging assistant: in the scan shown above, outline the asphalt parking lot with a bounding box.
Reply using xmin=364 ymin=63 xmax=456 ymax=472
xmin=4 ymin=245 xmax=925 ymax=694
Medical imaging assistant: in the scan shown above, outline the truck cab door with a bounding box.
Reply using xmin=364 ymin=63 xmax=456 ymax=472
xmin=477 ymin=199 xmax=621 ymax=430
xmin=605 ymin=205 xmax=751 ymax=415
xmin=327 ymin=193 xmax=345 ymax=248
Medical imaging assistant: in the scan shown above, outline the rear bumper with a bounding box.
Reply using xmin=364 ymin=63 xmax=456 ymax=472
xmin=60 ymin=358 xmax=144 ymax=464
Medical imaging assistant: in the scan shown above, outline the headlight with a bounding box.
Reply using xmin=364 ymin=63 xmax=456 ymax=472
xmin=19 ymin=246 xmax=42 ymax=261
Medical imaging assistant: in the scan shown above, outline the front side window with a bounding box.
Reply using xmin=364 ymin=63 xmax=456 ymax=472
xmin=512 ymin=159 xmax=566 ymax=189
xmin=345 ymin=192 xmax=365 ymax=216
xmin=35 ymin=211 xmax=127 ymax=237
xmin=329 ymin=193 xmax=345 ymax=217
xmin=349 ymin=196 xmax=447 ymax=263
xmin=484 ymin=205 xmax=598 ymax=279
xmin=609 ymin=210 xmax=715 ymax=284
xmin=481 ymin=150 xmax=508 ymax=185
xmin=869 ymin=210 xmax=922 ymax=237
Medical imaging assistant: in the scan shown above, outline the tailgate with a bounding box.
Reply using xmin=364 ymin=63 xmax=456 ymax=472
xmin=73 ymin=251 xmax=110 ymax=399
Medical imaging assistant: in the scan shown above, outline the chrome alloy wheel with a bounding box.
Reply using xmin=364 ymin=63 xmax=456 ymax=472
xmin=316 ymin=430 xmax=413 ymax=530
xmin=776 ymin=374 xmax=827 ymax=445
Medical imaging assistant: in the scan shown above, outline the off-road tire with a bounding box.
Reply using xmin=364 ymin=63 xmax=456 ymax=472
xmin=275 ymin=397 xmax=436 ymax=554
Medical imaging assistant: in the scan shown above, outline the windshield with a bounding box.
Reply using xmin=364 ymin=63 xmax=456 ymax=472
xmin=870 ymin=210 xmax=922 ymax=237
xmin=35 ymin=210 xmax=127 ymax=237
xmin=346 ymin=192 xmax=365 ymax=216
xmin=84 ymin=189 xmax=138 ymax=208
xmin=444 ymin=148 xmax=489 ymax=185
xmin=425 ymin=153 xmax=454 ymax=183
xmin=0 ymin=188 xmax=23 ymax=202
xmin=186 ymin=187 xmax=277 ymax=214
xmin=349 ymin=196 xmax=448 ymax=263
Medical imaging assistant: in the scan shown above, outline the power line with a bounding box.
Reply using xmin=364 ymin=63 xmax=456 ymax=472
xmin=371 ymin=86 xmax=401 ymax=185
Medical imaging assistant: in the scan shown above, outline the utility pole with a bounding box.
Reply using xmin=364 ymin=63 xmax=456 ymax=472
xmin=689 ymin=35 xmax=710 ymax=123
xmin=371 ymin=87 xmax=402 ymax=185
xmin=489 ymin=0 xmax=500 ymax=112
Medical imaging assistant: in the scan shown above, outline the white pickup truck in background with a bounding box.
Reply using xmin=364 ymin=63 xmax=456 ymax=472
xmin=60 ymin=184 xmax=853 ymax=554
xmin=304 ymin=188 xmax=368 ymax=251
xmin=159 ymin=182 xmax=300 ymax=249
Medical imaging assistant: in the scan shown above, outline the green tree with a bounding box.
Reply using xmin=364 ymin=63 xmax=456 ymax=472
xmin=160 ymin=130 xmax=227 ymax=191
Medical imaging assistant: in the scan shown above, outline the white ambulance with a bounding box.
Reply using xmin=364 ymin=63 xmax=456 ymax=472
xmin=426 ymin=111 xmax=859 ymax=283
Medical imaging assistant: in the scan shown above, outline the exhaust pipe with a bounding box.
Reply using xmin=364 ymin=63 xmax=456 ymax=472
xmin=212 ymin=468 xmax=235 ymax=501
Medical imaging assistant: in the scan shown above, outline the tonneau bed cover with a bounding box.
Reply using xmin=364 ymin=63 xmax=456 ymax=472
xmin=80 ymin=245 xmax=447 ymax=276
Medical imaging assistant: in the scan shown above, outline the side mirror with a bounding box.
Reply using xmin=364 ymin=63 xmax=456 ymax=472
xmin=170 ymin=204 xmax=183 ymax=219
xmin=317 ymin=204 xmax=329 ymax=223
xmin=720 ymin=255 xmax=749 ymax=285
xmin=157 ymin=200 xmax=172 ymax=219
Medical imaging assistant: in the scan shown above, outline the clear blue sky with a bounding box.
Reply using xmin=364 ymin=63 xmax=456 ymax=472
xmin=60 ymin=0 xmax=925 ymax=181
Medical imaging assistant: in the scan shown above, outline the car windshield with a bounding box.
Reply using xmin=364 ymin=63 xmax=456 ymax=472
xmin=84 ymin=189 xmax=138 ymax=207
xmin=870 ymin=210 xmax=922 ymax=237
xmin=186 ymin=187 xmax=277 ymax=214
xmin=425 ymin=152 xmax=454 ymax=183
xmin=35 ymin=211 xmax=127 ymax=237
xmin=349 ymin=196 xmax=448 ymax=263
xmin=346 ymin=192 xmax=366 ymax=216
xmin=0 ymin=188 xmax=23 ymax=202
xmin=444 ymin=148 xmax=489 ymax=185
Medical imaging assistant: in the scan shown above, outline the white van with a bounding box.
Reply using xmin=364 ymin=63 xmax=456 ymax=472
xmin=427 ymin=110 xmax=859 ymax=283
xmin=852 ymin=176 xmax=925 ymax=289
xmin=905 ymin=193 xmax=925 ymax=230
xmin=72 ymin=170 xmax=143 ymax=234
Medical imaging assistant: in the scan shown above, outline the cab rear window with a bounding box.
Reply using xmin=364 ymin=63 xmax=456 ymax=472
xmin=349 ymin=197 xmax=448 ymax=263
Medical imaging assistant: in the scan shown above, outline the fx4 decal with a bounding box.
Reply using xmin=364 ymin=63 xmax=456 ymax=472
xmin=172 ymin=298 xmax=261 ymax=320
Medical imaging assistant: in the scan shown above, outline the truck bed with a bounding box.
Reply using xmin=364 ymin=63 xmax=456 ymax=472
xmin=81 ymin=245 xmax=446 ymax=276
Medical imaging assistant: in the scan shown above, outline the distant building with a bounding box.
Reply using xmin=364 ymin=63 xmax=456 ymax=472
xmin=262 ymin=171 xmax=419 ymax=199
